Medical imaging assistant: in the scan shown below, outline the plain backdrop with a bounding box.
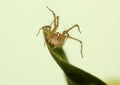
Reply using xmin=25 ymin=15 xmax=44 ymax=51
xmin=0 ymin=0 xmax=120 ymax=85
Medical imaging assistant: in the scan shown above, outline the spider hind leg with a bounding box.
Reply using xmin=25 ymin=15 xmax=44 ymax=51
xmin=66 ymin=35 xmax=83 ymax=58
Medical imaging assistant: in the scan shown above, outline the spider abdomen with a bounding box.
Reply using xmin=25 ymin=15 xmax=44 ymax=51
xmin=48 ymin=32 xmax=64 ymax=46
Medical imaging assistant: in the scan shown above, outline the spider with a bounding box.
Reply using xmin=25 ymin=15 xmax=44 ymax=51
xmin=36 ymin=7 xmax=83 ymax=58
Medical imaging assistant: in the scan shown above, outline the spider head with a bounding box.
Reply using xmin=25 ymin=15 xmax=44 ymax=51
xmin=36 ymin=25 xmax=51 ymax=37
xmin=42 ymin=25 xmax=51 ymax=31
xmin=42 ymin=25 xmax=51 ymax=34
xmin=41 ymin=25 xmax=52 ymax=39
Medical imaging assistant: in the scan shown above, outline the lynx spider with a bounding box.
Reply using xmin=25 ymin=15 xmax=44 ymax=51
xmin=36 ymin=7 xmax=83 ymax=58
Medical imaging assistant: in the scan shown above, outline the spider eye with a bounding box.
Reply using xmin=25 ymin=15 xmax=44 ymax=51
xmin=46 ymin=27 xmax=50 ymax=30
xmin=43 ymin=26 xmax=51 ymax=31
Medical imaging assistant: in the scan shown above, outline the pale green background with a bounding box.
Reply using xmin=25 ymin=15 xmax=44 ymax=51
xmin=0 ymin=0 xmax=120 ymax=85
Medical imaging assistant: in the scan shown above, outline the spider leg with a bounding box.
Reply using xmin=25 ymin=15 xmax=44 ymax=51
xmin=56 ymin=16 xmax=59 ymax=30
xmin=50 ymin=16 xmax=59 ymax=30
xmin=46 ymin=7 xmax=59 ymax=33
xmin=36 ymin=26 xmax=51 ymax=36
xmin=44 ymin=41 xmax=46 ymax=47
xmin=65 ymin=35 xmax=83 ymax=58
xmin=65 ymin=24 xmax=81 ymax=34
xmin=36 ymin=28 xmax=42 ymax=36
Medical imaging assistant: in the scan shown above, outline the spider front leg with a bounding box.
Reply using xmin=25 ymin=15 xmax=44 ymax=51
xmin=50 ymin=16 xmax=59 ymax=33
xmin=47 ymin=7 xmax=59 ymax=33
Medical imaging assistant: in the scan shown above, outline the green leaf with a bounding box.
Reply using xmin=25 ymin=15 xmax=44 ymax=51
xmin=46 ymin=44 xmax=107 ymax=85
xmin=39 ymin=22 xmax=107 ymax=85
